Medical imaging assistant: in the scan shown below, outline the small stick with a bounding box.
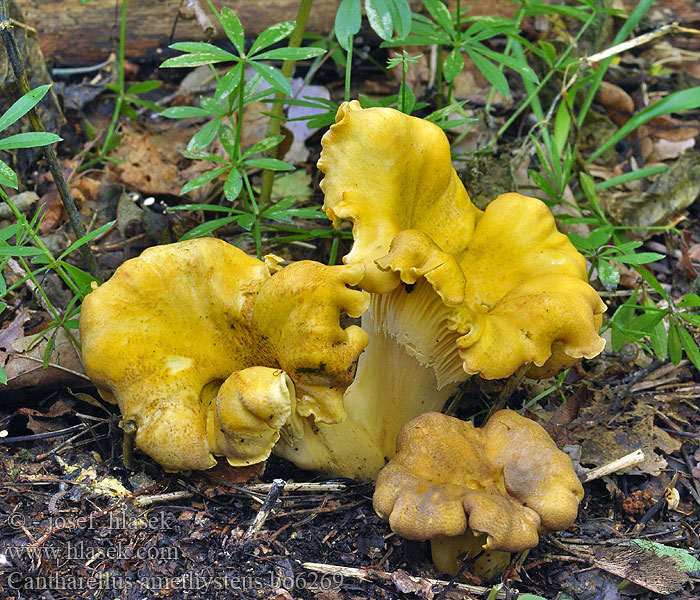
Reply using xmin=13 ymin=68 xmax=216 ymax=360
xmin=134 ymin=491 xmax=194 ymax=507
xmin=302 ymin=562 xmax=511 ymax=598
xmin=583 ymin=449 xmax=645 ymax=482
xmin=245 ymin=482 xmax=346 ymax=494
xmin=186 ymin=0 xmax=215 ymax=37
xmin=243 ymin=478 xmax=285 ymax=541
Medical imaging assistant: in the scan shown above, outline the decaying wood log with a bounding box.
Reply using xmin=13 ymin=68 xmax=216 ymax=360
xmin=23 ymin=0 xmax=700 ymax=67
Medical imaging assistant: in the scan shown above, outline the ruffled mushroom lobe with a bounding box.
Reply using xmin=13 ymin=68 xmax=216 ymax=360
xmin=320 ymin=103 xmax=606 ymax=381
xmin=373 ymin=410 xmax=584 ymax=576
xmin=307 ymin=102 xmax=606 ymax=480
xmin=79 ymin=238 xmax=369 ymax=472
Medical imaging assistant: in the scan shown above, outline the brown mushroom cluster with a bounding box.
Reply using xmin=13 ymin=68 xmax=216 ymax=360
xmin=373 ymin=410 xmax=584 ymax=577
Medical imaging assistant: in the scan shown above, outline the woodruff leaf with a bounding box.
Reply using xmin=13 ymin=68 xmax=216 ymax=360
xmin=678 ymin=325 xmax=700 ymax=370
xmin=248 ymin=21 xmax=296 ymax=56
xmin=249 ymin=61 xmax=293 ymax=95
xmin=443 ymin=48 xmax=464 ymax=83
xmin=598 ymin=259 xmax=620 ymax=291
xmin=219 ymin=6 xmax=245 ymax=55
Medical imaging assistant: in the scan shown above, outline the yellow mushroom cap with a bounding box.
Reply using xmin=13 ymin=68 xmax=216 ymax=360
xmin=206 ymin=366 xmax=294 ymax=467
xmin=79 ymin=238 xmax=369 ymax=472
xmin=319 ymin=100 xmax=480 ymax=294
xmin=319 ymin=102 xmax=606 ymax=380
xmin=373 ymin=410 xmax=584 ymax=553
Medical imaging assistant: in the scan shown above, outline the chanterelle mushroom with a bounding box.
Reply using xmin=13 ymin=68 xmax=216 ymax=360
xmin=272 ymin=101 xmax=606 ymax=480
xmin=373 ymin=410 xmax=584 ymax=577
xmin=79 ymin=238 xmax=369 ymax=471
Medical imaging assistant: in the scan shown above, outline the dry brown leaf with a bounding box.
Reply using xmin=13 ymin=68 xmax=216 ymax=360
xmin=0 ymin=326 xmax=88 ymax=394
xmin=111 ymin=127 xmax=182 ymax=196
xmin=594 ymin=543 xmax=690 ymax=595
xmin=599 ymin=81 xmax=634 ymax=127
xmin=16 ymin=400 xmax=75 ymax=434
xmin=37 ymin=189 xmax=67 ymax=234
xmin=573 ymin=401 xmax=680 ymax=476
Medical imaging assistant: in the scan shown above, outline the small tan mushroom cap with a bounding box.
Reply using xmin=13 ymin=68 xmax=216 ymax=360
xmin=319 ymin=102 xmax=606 ymax=381
xmin=80 ymin=238 xmax=369 ymax=471
xmin=373 ymin=410 xmax=584 ymax=553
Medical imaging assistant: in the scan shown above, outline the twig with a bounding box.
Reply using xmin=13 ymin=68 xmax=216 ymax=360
xmin=582 ymin=449 xmax=645 ymax=482
xmin=302 ymin=562 xmax=511 ymax=598
xmin=243 ymin=478 xmax=285 ymax=541
xmin=0 ymin=2 xmax=102 ymax=281
xmin=245 ymin=482 xmax=346 ymax=494
xmin=134 ymin=490 xmax=194 ymax=507
xmin=6 ymin=352 xmax=92 ymax=381
xmin=582 ymin=23 xmax=700 ymax=69
xmin=186 ymin=0 xmax=215 ymax=37
xmin=0 ymin=423 xmax=87 ymax=444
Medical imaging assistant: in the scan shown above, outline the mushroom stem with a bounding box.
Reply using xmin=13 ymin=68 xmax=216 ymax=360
xmin=274 ymin=304 xmax=459 ymax=480
xmin=431 ymin=532 xmax=511 ymax=579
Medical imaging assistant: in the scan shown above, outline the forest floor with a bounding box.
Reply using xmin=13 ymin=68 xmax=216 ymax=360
xmin=2 ymin=1 xmax=700 ymax=599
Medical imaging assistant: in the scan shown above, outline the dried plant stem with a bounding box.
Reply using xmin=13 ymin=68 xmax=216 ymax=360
xmin=0 ymin=0 xmax=102 ymax=282
xmin=583 ymin=449 xmax=645 ymax=482
xmin=302 ymin=562 xmax=511 ymax=598
xmin=243 ymin=478 xmax=285 ymax=541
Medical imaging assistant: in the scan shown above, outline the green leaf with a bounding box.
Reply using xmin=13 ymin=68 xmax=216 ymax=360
xmin=678 ymin=325 xmax=700 ymax=370
xmin=224 ymin=168 xmax=243 ymax=202
xmin=0 ymin=159 xmax=18 ymax=188
xmin=0 ymin=365 xmax=6 ymax=385
xmin=636 ymin=266 xmax=669 ymax=302
xmin=0 ymin=132 xmax=61 ymax=151
xmin=215 ymin=63 xmax=243 ymax=104
xmin=178 ymin=216 xmax=239 ymax=240
xmin=249 ymin=61 xmax=292 ymax=96
xmin=466 ymin=49 xmax=509 ymax=98
xmin=238 ymin=213 xmax=255 ymax=231
xmin=467 ymin=43 xmax=538 ymax=83
xmin=126 ymin=80 xmax=162 ymax=95
xmin=220 ymin=6 xmax=245 ymax=55
xmin=180 ymin=166 xmax=229 ymax=194
xmin=365 ymin=0 xmax=394 ymax=40
xmin=677 ymin=293 xmax=700 ymax=308
xmin=596 ymin=165 xmax=667 ymax=190
xmin=0 ymin=245 xmax=44 ymax=257
xmin=186 ymin=117 xmax=221 ymax=154
xmin=218 ymin=125 xmax=237 ymax=159
xmin=397 ymin=82 xmax=416 ymax=114
xmin=60 ymin=262 xmax=98 ymax=295
xmin=610 ymin=293 xmax=638 ymax=351
xmin=387 ymin=0 xmax=412 ymax=40
xmin=423 ymin=0 xmax=454 ymax=35
xmin=0 ymin=84 xmax=51 ymax=133
xmin=161 ymin=106 xmax=213 ymax=119
xmin=241 ymin=135 xmax=285 ymax=160
xmin=588 ymin=86 xmax=700 ymax=163
xmin=679 ymin=312 xmax=700 ymax=328
xmin=443 ymin=48 xmax=464 ymax=83
xmin=253 ymin=47 xmax=326 ymax=61
xmin=598 ymin=259 xmax=620 ymax=291
xmin=57 ymin=220 xmax=116 ymax=260
xmin=244 ymin=158 xmax=294 ymax=171
xmin=335 ymin=0 xmax=362 ymax=51
xmin=0 ymin=223 xmax=21 ymax=243
xmin=668 ymin=320 xmax=682 ymax=364
xmin=248 ymin=21 xmax=296 ymax=56
xmin=614 ymin=252 xmax=665 ymax=265
xmin=161 ymin=43 xmax=237 ymax=68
